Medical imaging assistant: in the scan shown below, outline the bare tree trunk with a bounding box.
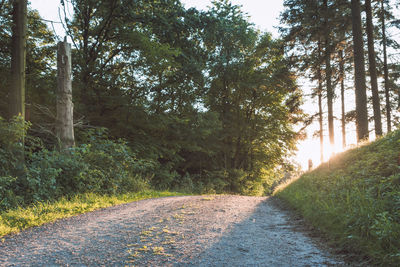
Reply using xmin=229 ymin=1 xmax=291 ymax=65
xmin=318 ymin=81 xmax=324 ymax=162
xmin=318 ymin=41 xmax=324 ymax=163
xmin=324 ymin=0 xmax=335 ymax=151
xmin=381 ymin=0 xmax=391 ymax=132
xmin=9 ymin=0 xmax=27 ymax=120
xmin=339 ymin=50 xmax=346 ymax=149
xmin=351 ymin=0 xmax=369 ymax=142
xmin=56 ymin=38 xmax=75 ymax=149
xmin=366 ymin=0 xmax=383 ymax=137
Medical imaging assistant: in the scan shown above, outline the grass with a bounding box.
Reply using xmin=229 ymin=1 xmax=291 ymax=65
xmin=275 ymin=130 xmax=400 ymax=266
xmin=0 ymin=190 xmax=186 ymax=238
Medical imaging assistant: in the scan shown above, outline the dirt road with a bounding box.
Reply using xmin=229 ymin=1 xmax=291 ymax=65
xmin=0 ymin=195 xmax=346 ymax=266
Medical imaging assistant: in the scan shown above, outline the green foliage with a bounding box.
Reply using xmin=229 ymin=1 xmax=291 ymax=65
xmin=0 ymin=116 xmax=28 ymax=174
xmin=198 ymin=1 xmax=302 ymax=194
xmin=0 ymin=5 xmax=57 ymax=119
xmin=0 ymin=118 xmax=152 ymax=212
xmin=1 ymin=0 xmax=302 ymax=212
xmin=275 ymin=130 xmax=400 ymax=266
xmin=68 ymin=129 xmax=152 ymax=194
xmin=57 ymin=0 xmax=300 ymax=197
xmin=0 ymin=176 xmax=21 ymax=211
xmin=24 ymin=130 xmax=151 ymax=199
xmin=0 ymin=116 xmax=29 ymax=210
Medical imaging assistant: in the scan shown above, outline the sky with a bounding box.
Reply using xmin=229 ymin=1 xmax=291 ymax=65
xmin=29 ymin=0 xmax=358 ymax=170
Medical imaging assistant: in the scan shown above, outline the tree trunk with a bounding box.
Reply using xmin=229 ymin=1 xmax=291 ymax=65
xmin=366 ymin=0 xmax=383 ymax=137
xmin=9 ymin=0 xmax=27 ymax=120
xmin=381 ymin=0 xmax=391 ymax=132
xmin=318 ymin=41 xmax=324 ymax=163
xmin=324 ymin=0 xmax=335 ymax=151
xmin=351 ymin=0 xmax=369 ymax=142
xmin=339 ymin=50 xmax=346 ymax=149
xmin=56 ymin=38 xmax=75 ymax=149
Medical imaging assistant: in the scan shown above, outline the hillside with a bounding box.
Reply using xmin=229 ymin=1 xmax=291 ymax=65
xmin=275 ymin=130 xmax=400 ymax=265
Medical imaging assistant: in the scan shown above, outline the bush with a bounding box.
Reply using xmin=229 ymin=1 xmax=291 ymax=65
xmin=0 ymin=116 xmax=29 ymax=178
xmin=24 ymin=129 xmax=152 ymax=198
xmin=0 ymin=176 xmax=22 ymax=210
xmin=25 ymin=148 xmax=83 ymax=202
xmin=0 ymin=117 xmax=29 ymax=210
xmin=77 ymin=134 xmax=152 ymax=194
xmin=0 ymin=122 xmax=152 ymax=212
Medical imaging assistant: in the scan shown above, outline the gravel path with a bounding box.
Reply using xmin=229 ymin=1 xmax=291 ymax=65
xmin=0 ymin=195 xmax=346 ymax=266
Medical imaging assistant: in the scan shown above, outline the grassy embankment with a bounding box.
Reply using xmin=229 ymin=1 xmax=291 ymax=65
xmin=275 ymin=130 xmax=400 ymax=265
xmin=0 ymin=191 xmax=186 ymax=238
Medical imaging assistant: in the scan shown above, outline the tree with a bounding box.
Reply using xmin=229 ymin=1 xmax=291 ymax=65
xmin=281 ymin=0 xmax=353 ymax=158
xmin=318 ymin=41 xmax=325 ymax=161
xmin=351 ymin=0 xmax=369 ymax=141
xmin=339 ymin=49 xmax=346 ymax=148
xmin=56 ymin=38 xmax=75 ymax=149
xmin=0 ymin=4 xmax=57 ymax=124
xmin=380 ymin=0 xmax=391 ymax=132
xmin=365 ymin=0 xmax=383 ymax=136
xmin=62 ymin=0 xmax=202 ymax=123
xmin=0 ymin=1 xmax=11 ymax=116
xmin=0 ymin=0 xmax=306 ymax=194
xmin=204 ymin=1 xmax=301 ymax=193
xmin=280 ymin=0 xmax=326 ymax=160
xmin=9 ymin=0 xmax=27 ymax=120
xmin=323 ymin=0 xmax=335 ymax=152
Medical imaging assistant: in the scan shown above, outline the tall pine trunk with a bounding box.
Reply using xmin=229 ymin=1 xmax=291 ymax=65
xmin=318 ymin=41 xmax=324 ymax=163
xmin=339 ymin=50 xmax=346 ymax=148
xmin=381 ymin=0 xmax=391 ymax=132
xmin=9 ymin=0 xmax=27 ymax=120
xmin=324 ymin=0 xmax=335 ymax=151
xmin=351 ymin=0 xmax=369 ymax=142
xmin=366 ymin=0 xmax=383 ymax=136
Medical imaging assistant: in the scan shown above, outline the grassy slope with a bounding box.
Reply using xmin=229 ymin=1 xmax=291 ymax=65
xmin=275 ymin=130 xmax=400 ymax=266
xmin=0 ymin=191 xmax=186 ymax=238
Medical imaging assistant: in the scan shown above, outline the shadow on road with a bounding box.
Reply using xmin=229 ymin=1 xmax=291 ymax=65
xmin=187 ymin=197 xmax=346 ymax=266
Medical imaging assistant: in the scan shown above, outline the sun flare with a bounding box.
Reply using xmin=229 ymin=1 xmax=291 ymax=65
xmin=296 ymin=136 xmax=354 ymax=170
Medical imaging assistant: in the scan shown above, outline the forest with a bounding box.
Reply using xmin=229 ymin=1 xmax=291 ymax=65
xmin=0 ymin=0 xmax=303 ymax=211
xmin=281 ymin=0 xmax=400 ymax=161
xmin=1 ymin=0 xmax=399 ymax=212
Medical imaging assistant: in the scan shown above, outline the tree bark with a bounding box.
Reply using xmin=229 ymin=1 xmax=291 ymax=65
xmin=323 ymin=0 xmax=335 ymax=151
xmin=351 ymin=0 xmax=369 ymax=142
xmin=365 ymin=0 xmax=383 ymax=137
xmin=381 ymin=0 xmax=391 ymax=132
xmin=318 ymin=41 xmax=324 ymax=163
xmin=56 ymin=38 xmax=75 ymax=149
xmin=9 ymin=0 xmax=27 ymax=120
xmin=339 ymin=50 xmax=346 ymax=149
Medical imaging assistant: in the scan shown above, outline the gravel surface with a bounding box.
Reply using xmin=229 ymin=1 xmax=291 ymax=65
xmin=0 ymin=195 xmax=346 ymax=266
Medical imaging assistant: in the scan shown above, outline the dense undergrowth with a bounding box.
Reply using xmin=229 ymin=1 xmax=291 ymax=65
xmin=0 ymin=117 xmax=156 ymax=212
xmin=275 ymin=130 xmax=400 ymax=266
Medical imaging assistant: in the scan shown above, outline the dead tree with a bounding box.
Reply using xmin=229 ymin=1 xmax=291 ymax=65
xmin=56 ymin=37 xmax=75 ymax=149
